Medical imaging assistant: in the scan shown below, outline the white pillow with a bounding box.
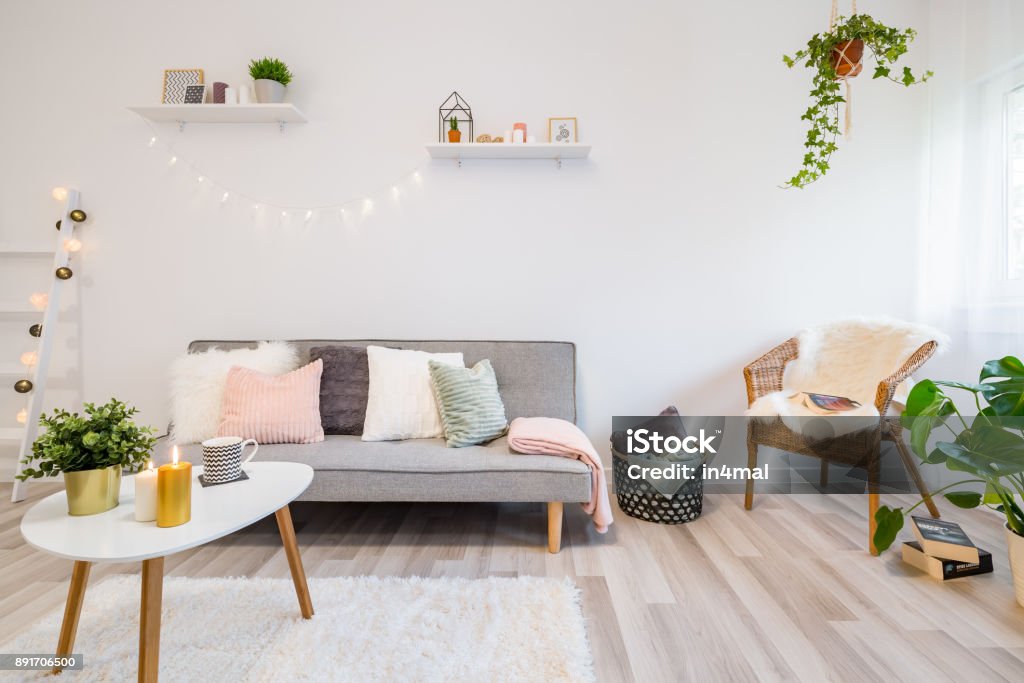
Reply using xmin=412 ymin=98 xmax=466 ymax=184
xmin=169 ymin=342 xmax=299 ymax=443
xmin=362 ymin=346 xmax=464 ymax=441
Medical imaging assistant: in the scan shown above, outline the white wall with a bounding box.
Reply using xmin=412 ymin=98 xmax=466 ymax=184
xmin=0 ymin=0 xmax=932 ymax=467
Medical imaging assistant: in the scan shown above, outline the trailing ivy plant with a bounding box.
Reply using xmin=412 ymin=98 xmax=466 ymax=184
xmin=782 ymin=14 xmax=932 ymax=188
xmin=873 ymin=357 xmax=1024 ymax=553
xmin=248 ymin=57 xmax=293 ymax=86
xmin=17 ymin=399 xmax=158 ymax=480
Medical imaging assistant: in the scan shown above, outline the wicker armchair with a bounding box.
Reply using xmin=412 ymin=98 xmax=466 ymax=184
xmin=743 ymin=337 xmax=941 ymax=555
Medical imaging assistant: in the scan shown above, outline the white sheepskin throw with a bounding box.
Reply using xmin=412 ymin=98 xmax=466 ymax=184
xmin=169 ymin=342 xmax=298 ymax=443
xmin=746 ymin=318 xmax=948 ymax=434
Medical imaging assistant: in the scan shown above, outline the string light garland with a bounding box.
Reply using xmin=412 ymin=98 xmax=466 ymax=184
xmin=139 ymin=120 xmax=427 ymax=226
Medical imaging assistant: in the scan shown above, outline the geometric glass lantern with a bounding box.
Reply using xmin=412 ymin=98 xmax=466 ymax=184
xmin=438 ymin=91 xmax=473 ymax=143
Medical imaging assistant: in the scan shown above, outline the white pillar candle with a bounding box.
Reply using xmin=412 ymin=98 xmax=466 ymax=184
xmin=134 ymin=462 xmax=158 ymax=522
xmin=503 ymin=131 xmax=511 ymax=143
xmin=238 ymin=85 xmax=250 ymax=104
xmin=224 ymin=87 xmax=237 ymax=104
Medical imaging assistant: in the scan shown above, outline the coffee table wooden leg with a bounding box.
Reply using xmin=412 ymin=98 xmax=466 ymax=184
xmin=275 ymin=505 xmax=313 ymax=619
xmin=53 ymin=560 xmax=91 ymax=674
xmin=139 ymin=557 xmax=164 ymax=683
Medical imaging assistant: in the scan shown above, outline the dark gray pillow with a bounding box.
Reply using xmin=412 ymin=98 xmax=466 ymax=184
xmin=310 ymin=345 xmax=382 ymax=435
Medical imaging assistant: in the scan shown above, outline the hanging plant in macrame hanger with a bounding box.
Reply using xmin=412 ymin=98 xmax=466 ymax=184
xmin=782 ymin=0 xmax=932 ymax=188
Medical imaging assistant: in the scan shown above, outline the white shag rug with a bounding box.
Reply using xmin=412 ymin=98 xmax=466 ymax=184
xmin=1 ymin=575 xmax=594 ymax=683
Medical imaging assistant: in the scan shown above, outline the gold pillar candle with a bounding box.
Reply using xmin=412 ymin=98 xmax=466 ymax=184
xmin=157 ymin=446 xmax=192 ymax=528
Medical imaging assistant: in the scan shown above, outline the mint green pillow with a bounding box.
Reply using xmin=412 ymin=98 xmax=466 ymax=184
xmin=428 ymin=359 xmax=508 ymax=448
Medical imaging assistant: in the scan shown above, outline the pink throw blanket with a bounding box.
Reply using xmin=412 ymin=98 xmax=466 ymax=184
xmin=507 ymin=417 xmax=613 ymax=533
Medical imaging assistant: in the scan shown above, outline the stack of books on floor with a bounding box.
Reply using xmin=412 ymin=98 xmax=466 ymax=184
xmin=901 ymin=516 xmax=993 ymax=580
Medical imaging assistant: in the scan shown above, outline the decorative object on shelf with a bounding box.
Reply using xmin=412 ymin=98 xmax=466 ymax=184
xmin=249 ymin=57 xmax=292 ymax=103
xmin=200 ymin=436 xmax=259 ymax=485
xmin=29 ymin=324 xmax=42 ymax=338
xmin=28 ymin=292 xmax=48 ymax=310
xmin=503 ymin=129 xmax=511 ymax=143
xmin=512 ymin=122 xmax=527 ymax=143
xmin=183 ymin=84 xmax=206 ymax=104
xmin=14 ymin=379 xmax=32 ymax=393
xmin=475 ymin=133 xmax=492 ymax=143
xmin=15 ymin=399 xmax=158 ymax=515
xmin=224 ymin=86 xmax=237 ymax=104
xmin=238 ymin=85 xmax=251 ymax=104
xmin=782 ymin=5 xmax=931 ymax=188
xmin=438 ymin=91 xmax=473 ymax=143
xmin=447 ymin=117 xmax=461 ymax=143
xmin=134 ymin=461 xmax=158 ymax=522
xmin=157 ymin=445 xmax=192 ymax=527
xmin=492 ymin=136 xmax=503 ymax=143
xmin=872 ymin=356 xmax=1024 ymax=606
xmin=55 ymin=267 xmax=72 ymax=280
xmin=69 ymin=209 xmax=86 ymax=222
xmin=162 ymin=68 xmax=204 ymax=104
xmin=212 ymin=82 xmax=227 ymax=104
xmin=548 ymin=117 xmax=578 ymax=143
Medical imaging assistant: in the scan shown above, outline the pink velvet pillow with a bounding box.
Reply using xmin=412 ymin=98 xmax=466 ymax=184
xmin=217 ymin=360 xmax=325 ymax=444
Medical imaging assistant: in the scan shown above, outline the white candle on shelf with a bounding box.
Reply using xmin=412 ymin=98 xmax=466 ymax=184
xmin=134 ymin=461 xmax=158 ymax=522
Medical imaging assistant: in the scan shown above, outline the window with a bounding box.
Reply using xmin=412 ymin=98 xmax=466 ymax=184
xmin=1006 ymin=84 xmax=1024 ymax=280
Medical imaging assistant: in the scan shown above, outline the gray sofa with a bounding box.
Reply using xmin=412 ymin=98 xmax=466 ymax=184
xmin=173 ymin=340 xmax=591 ymax=552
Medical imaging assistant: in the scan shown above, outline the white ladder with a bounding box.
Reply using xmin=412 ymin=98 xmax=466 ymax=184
xmin=9 ymin=189 xmax=83 ymax=502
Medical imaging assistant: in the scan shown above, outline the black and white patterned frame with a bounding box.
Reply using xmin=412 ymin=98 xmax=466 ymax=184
xmin=163 ymin=68 xmax=204 ymax=104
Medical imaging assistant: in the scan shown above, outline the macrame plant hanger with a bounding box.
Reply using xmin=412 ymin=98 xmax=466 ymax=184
xmin=829 ymin=0 xmax=859 ymax=138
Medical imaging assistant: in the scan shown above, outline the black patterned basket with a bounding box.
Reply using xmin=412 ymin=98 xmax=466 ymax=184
xmin=612 ymin=449 xmax=703 ymax=524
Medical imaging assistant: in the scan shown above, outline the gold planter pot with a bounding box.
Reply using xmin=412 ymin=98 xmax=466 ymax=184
xmin=64 ymin=465 xmax=122 ymax=516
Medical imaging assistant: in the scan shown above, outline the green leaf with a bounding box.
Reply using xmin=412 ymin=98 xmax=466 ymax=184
xmin=873 ymin=505 xmax=905 ymax=553
xmin=872 ymin=65 xmax=890 ymax=79
xmin=944 ymin=491 xmax=982 ymax=508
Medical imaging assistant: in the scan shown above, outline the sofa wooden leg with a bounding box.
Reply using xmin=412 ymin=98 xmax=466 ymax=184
xmin=547 ymin=502 xmax=563 ymax=554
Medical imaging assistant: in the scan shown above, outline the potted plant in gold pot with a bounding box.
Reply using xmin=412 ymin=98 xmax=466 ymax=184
xmin=17 ymin=399 xmax=157 ymax=515
xmin=873 ymin=357 xmax=1024 ymax=605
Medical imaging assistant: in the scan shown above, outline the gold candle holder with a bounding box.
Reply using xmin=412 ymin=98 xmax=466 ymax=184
xmin=157 ymin=446 xmax=192 ymax=528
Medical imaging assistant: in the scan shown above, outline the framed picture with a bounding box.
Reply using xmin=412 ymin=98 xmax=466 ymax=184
xmin=162 ymin=68 xmax=204 ymax=104
xmin=548 ymin=117 xmax=578 ymax=143
xmin=183 ymin=84 xmax=207 ymax=104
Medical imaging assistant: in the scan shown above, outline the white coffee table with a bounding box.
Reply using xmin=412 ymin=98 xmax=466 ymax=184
xmin=20 ymin=461 xmax=314 ymax=682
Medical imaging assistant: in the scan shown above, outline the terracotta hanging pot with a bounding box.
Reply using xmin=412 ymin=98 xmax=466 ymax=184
xmin=832 ymin=39 xmax=864 ymax=78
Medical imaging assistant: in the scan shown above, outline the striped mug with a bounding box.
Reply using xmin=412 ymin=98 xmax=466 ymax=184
xmin=201 ymin=436 xmax=259 ymax=483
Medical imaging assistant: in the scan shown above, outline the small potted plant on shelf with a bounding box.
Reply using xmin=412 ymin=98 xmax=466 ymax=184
xmin=782 ymin=13 xmax=932 ymax=188
xmin=17 ymin=399 xmax=158 ymax=516
xmin=248 ymin=57 xmax=293 ymax=103
xmin=448 ymin=117 xmax=461 ymax=143
xmin=873 ymin=357 xmax=1024 ymax=605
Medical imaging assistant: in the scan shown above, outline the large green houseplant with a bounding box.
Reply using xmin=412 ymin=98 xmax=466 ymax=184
xmin=782 ymin=14 xmax=932 ymax=188
xmin=873 ymin=357 xmax=1024 ymax=604
xmin=18 ymin=399 xmax=157 ymax=515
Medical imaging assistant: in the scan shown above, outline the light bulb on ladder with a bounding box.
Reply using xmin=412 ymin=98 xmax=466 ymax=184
xmin=51 ymin=187 xmax=68 ymax=202
xmin=16 ymin=409 xmax=27 ymax=425
xmin=63 ymin=238 xmax=82 ymax=253
xmin=20 ymin=351 xmax=38 ymax=367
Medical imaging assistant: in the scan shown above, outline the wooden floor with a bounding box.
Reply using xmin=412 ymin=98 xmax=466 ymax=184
xmin=2 ymin=483 xmax=1024 ymax=682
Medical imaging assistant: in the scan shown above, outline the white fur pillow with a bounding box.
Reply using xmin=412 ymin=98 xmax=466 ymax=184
xmin=169 ymin=342 xmax=299 ymax=443
xmin=362 ymin=346 xmax=464 ymax=441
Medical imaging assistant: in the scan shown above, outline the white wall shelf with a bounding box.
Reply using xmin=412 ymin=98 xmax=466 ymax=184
xmin=128 ymin=104 xmax=307 ymax=131
xmin=425 ymin=142 xmax=591 ymax=168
